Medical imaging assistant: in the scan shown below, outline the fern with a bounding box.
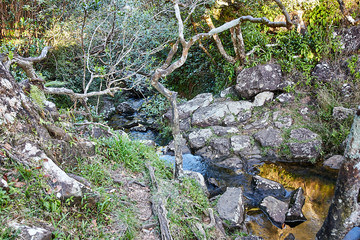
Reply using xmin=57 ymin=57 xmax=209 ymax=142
xmin=30 ymin=85 xmax=46 ymax=109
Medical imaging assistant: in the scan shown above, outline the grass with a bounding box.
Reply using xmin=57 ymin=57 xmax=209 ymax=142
xmin=0 ymin=132 xmax=214 ymax=239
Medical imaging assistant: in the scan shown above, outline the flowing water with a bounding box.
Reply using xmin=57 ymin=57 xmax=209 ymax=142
xmin=246 ymin=163 xmax=335 ymax=240
xmin=108 ymin=101 xmax=336 ymax=239
xmin=161 ymin=154 xmax=336 ymax=240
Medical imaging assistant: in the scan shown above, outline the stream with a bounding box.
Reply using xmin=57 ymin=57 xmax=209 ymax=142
xmin=163 ymin=154 xmax=335 ymax=240
xmin=107 ymin=100 xmax=336 ymax=240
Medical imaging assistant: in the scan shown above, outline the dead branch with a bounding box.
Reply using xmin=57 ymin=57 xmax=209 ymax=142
xmin=146 ymin=163 xmax=173 ymax=240
xmin=4 ymin=46 xmax=51 ymax=82
xmin=44 ymin=87 xmax=120 ymax=100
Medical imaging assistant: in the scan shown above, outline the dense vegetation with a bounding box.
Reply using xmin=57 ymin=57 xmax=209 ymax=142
xmin=1 ymin=0 xmax=359 ymax=238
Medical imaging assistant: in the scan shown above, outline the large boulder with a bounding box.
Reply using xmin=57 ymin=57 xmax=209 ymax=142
xmin=338 ymin=25 xmax=360 ymax=55
xmin=273 ymin=111 xmax=293 ymax=129
xmin=188 ymin=129 xmax=213 ymax=149
xmin=234 ymin=64 xmax=287 ymax=99
xmin=217 ymin=187 xmax=245 ymax=225
xmin=252 ymin=91 xmax=274 ymax=107
xmin=253 ymin=127 xmax=283 ymax=147
xmin=332 ymin=106 xmax=354 ymax=121
xmin=252 ymin=176 xmax=286 ymax=199
xmin=323 ymin=155 xmax=345 ymax=170
xmin=259 ymin=196 xmax=288 ymax=229
xmin=285 ymin=187 xmax=307 ymax=227
xmin=209 ymin=137 xmax=231 ymax=156
xmin=212 ymin=126 xmax=239 ymax=136
xmin=164 ymin=93 xmax=213 ymax=120
xmin=311 ymin=62 xmax=336 ymax=83
xmin=231 ymin=135 xmax=252 ymax=154
xmin=116 ymin=101 xmax=137 ymax=115
xmin=287 ymin=128 xmax=322 ymax=161
xmin=9 ymin=222 xmax=52 ymax=240
xmin=192 ymin=100 xmax=253 ymax=127
xmin=210 ymin=156 xmax=247 ymax=175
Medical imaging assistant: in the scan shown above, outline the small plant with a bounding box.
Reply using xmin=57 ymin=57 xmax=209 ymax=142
xmin=347 ymin=56 xmax=360 ymax=81
xmin=29 ymin=85 xmax=46 ymax=109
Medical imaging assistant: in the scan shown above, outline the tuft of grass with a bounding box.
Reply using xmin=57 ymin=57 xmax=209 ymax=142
xmin=95 ymin=134 xmax=172 ymax=179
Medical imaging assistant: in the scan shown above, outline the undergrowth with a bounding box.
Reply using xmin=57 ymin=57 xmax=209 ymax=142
xmin=0 ymin=132 xmax=212 ymax=239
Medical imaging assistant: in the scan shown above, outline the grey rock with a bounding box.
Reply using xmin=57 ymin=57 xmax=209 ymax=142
xmin=212 ymin=126 xmax=239 ymax=136
xmin=8 ymin=222 xmax=52 ymax=240
xmin=188 ymin=129 xmax=213 ymax=149
xmin=290 ymin=128 xmax=318 ymax=141
xmin=288 ymin=128 xmax=322 ymax=160
xmin=44 ymin=100 xmax=60 ymax=120
xmin=217 ymin=187 xmax=245 ymax=225
xmin=99 ymin=97 xmax=115 ymax=119
xmin=223 ymin=114 xmax=237 ymax=126
xmin=285 ymin=187 xmax=307 ymax=227
xmin=192 ymin=102 xmax=229 ymax=127
xmin=227 ymin=101 xmax=253 ymax=114
xmin=165 ymin=93 xmax=213 ymax=120
xmin=76 ymin=141 xmax=96 ymax=157
xmin=166 ymin=136 xmax=191 ymax=155
xmin=130 ymin=125 xmax=147 ymax=132
xmin=220 ymin=86 xmax=236 ymax=98
xmin=276 ymin=93 xmax=295 ymax=103
xmin=116 ymin=102 xmax=136 ymax=115
xmin=341 ymin=83 xmax=353 ymax=98
xmin=252 ymin=176 xmax=286 ymax=198
xmin=115 ymin=130 xmax=130 ymax=139
xmin=312 ymin=62 xmax=336 ymax=83
xmin=183 ymin=170 xmax=209 ymax=196
xmin=237 ymin=109 xmax=252 ymax=123
xmin=231 ymin=135 xmax=252 ymax=154
xmin=179 ymin=118 xmax=191 ymax=131
xmin=195 ymin=146 xmax=214 ymax=160
xmin=323 ymin=155 xmax=345 ymax=170
xmin=0 ymin=178 xmax=8 ymax=189
xmin=244 ymin=112 xmax=270 ymax=130
xmin=273 ymin=111 xmax=293 ymax=129
xmin=212 ymin=156 xmax=247 ymax=175
xmin=192 ymin=100 xmax=253 ymax=127
xmin=138 ymin=139 xmax=156 ymax=147
xmin=259 ymin=196 xmax=288 ymax=228
xmin=235 ymin=64 xmax=286 ymax=99
xmin=210 ymin=138 xmax=231 ymax=156
xmin=288 ymin=140 xmax=322 ymax=160
xmin=253 ymin=127 xmax=283 ymax=147
xmin=338 ymin=25 xmax=360 ymax=55
xmin=91 ymin=127 xmax=112 ymax=139
xmin=253 ymin=91 xmax=274 ymax=107
xmin=333 ymin=106 xmax=354 ymax=120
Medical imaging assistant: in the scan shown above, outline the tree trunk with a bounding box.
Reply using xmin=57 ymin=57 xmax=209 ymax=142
xmin=316 ymin=110 xmax=360 ymax=239
xmin=0 ymin=61 xmax=97 ymax=203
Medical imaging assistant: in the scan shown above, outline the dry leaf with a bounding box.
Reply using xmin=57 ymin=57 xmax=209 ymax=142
xmin=14 ymin=182 xmax=26 ymax=188
xmin=4 ymin=143 xmax=12 ymax=150
xmin=54 ymin=185 xmax=62 ymax=192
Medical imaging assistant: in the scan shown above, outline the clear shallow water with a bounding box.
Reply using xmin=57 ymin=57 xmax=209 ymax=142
xmin=160 ymin=154 xmax=208 ymax=176
xmin=160 ymin=154 xmax=335 ymax=240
